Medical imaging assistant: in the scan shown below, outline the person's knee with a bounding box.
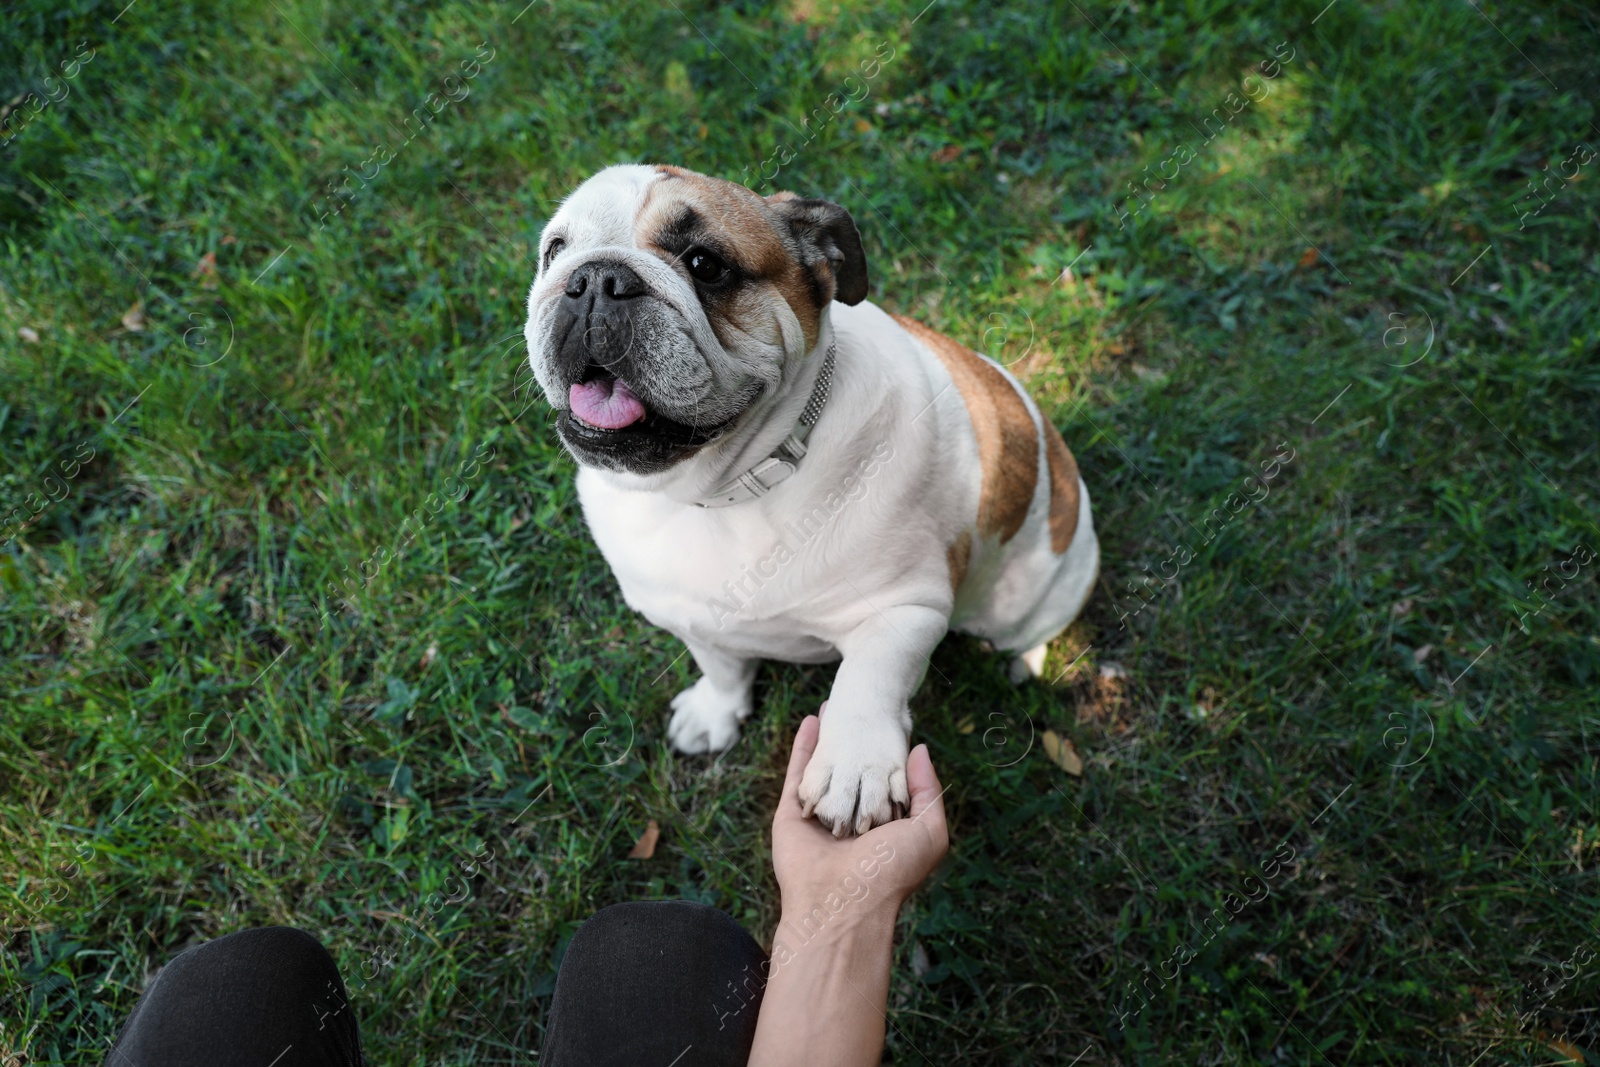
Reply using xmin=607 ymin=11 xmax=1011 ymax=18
xmin=110 ymin=926 xmax=361 ymax=1064
xmin=544 ymin=903 xmax=767 ymax=1067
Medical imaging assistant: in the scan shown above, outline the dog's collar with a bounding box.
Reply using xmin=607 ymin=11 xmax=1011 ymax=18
xmin=696 ymin=343 xmax=837 ymax=508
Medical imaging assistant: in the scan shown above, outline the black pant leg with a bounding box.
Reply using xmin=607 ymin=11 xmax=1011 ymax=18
xmin=540 ymin=900 xmax=768 ymax=1067
xmin=107 ymin=926 xmax=362 ymax=1067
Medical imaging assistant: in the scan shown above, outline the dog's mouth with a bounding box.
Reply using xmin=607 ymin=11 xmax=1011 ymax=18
xmin=558 ymin=363 xmax=746 ymax=465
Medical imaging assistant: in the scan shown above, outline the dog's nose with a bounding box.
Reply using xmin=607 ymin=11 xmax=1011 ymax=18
xmin=564 ymin=261 xmax=646 ymax=302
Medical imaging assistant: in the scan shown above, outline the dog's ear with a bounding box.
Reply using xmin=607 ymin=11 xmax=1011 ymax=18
xmin=766 ymin=192 xmax=869 ymax=306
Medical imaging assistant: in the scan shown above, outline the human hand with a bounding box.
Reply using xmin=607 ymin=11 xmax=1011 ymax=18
xmin=771 ymin=707 xmax=949 ymax=925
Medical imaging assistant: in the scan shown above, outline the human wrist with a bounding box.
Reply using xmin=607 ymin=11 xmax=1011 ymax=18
xmin=778 ymin=891 xmax=902 ymax=926
xmin=772 ymin=892 xmax=898 ymax=957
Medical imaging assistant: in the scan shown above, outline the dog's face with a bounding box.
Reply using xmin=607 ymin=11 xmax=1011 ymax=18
xmin=524 ymin=164 xmax=868 ymax=475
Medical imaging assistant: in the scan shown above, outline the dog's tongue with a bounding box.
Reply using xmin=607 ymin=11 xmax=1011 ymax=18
xmin=569 ymin=376 xmax=647 ymax=430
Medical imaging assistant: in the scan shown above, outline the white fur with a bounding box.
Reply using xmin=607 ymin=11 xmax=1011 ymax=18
xmin=526 ymin=166 xmax=1099 ymax=834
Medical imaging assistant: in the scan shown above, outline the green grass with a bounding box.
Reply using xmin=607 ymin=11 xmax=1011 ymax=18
xmin=3 ymin=0 xmax=1599 ymax=1062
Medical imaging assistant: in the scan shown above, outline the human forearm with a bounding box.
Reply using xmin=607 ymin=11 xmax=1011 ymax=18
xmin=747 ymin=905 xmax=897 ymax=1067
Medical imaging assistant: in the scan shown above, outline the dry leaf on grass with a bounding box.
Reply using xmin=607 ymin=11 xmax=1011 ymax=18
xmin=17 ymin=326 xmax=40 ymax=343
xmin=1297 ymin=247 xmax=1320 ymax=268
xmin=628 ymin=819 xmax=660 ymax=858
xmin=194 ymin=250 xmax=218 ymax=287
xmin=1041 ymin=730 xmax=1083 ymax=776
xmin=932 ymin=145 xmax=961 ymax=163
xmin=1543 ymin=1036 xmax=1583 ymax=1064
xmin=121 ymin=302 xmax=145 ymax=331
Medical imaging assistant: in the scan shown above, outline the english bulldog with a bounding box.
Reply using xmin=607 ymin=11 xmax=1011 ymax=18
xmin=523 ymin=164 xmax=1098 ymax=834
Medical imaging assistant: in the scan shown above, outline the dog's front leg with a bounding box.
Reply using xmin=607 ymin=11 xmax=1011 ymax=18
xmin=667 ymin=640 xmax=759 ymax=754
xmin=799 ymin=604 xmax=947 ymax=836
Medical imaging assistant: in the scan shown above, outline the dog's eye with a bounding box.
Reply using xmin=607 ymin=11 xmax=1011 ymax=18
xmin=685 ymin=247 xmax=728 ymax=284
xmin=542 ymin=238 xmax=566 ymax=271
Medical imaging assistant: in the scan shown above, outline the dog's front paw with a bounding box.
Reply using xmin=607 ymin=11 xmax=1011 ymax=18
xmin=667 ymin=676 xmax=751 ymax=754
xmin=798 ymin=720 xmax=911 ymax=836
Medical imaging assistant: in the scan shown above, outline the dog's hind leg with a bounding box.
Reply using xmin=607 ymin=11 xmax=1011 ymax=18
xmin=667 ymin=641 xmax=758 ymax=755
xmin=1007 ymin=642 xmax=1049 ymax=685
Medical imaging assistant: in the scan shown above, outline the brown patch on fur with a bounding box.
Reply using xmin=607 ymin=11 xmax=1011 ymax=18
xmin=892 ymin=314 xmax=1038 ymax=543
xmin=946 ymin=531 xmax=973 ymax=594
xmin=639 ymin=167 xmax=822 ymax=348
xmin=1043 ymin=421 xmax=1081 ymax=553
